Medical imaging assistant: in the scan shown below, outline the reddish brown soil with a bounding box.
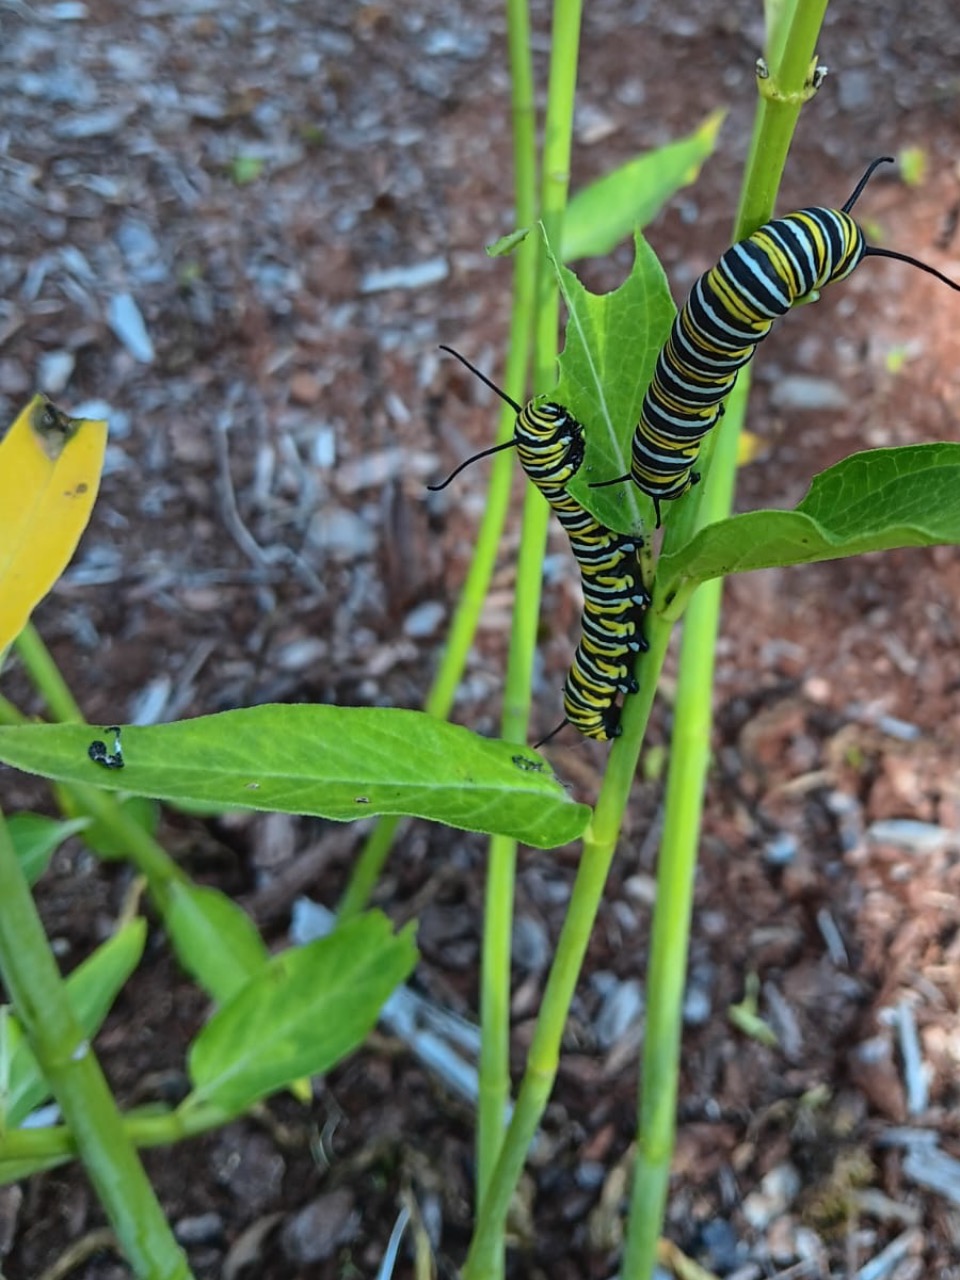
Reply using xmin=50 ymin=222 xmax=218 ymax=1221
xmin=1 ymin=1 xmax=959 ymax=1277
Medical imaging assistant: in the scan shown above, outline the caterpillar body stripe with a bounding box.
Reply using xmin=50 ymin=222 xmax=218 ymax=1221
xmin=594 ymin=156 xmax=960 ymax=525
xmin=430 ymin=354 xmax=649 ymax=742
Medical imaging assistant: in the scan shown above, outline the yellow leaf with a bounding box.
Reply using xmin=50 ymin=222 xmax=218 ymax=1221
xmin=0 ymin=396 xmax=107 ymax=650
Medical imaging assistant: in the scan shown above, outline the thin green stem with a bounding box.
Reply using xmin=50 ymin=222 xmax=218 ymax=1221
xmin=476 ymin=828 xmax=517 ymax=1211
xmin=468 ymin=0 xmax=582 ymax=1271
xmin=14 ymin=623 xmax=85 ymax=722
xmin=337 ymin=0 xmax=541 ymax=928
xmin=623 ymin=4 xmax=831 ymax=1275
xmin=476 ymin=0 xmax=539 ymax=1209
xmin=478 ymin=497 xmax=547 ymax=1218
xmin=0 ymin=811 xmax=193 ymax=1279
xmin=0 ymin=1084 xmax=279 ymax=1184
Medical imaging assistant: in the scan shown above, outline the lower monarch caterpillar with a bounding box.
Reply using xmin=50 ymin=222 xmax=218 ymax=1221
xmin=593 ymin=156 xmax=960 ymax=526
xmin=430 ymin=349 xmax=649 ymax=742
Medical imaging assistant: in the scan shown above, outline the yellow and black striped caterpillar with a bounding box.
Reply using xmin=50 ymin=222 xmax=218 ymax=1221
xmin=594 ymin=156 xmax=960 ymax=525
xmin=430 ymin=348 xmax=648 ymax=741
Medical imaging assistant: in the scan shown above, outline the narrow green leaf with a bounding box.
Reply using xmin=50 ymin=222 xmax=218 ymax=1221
xmin=0 ymin=707 xmax=589 ymax=850
xmin=3 ymin=920 xmax=147 ymax=1127
xmin=547 ymin=230 xmax=676 ymax=534
xmin=486 ymin=227 xmax=532 ymax=257
xmin=164 ymin=883 xmax=269 ymax=1005
xmin=6 ymin=813 xmax=88 ymax=885
xmin=659 ymin=444 xmax=960 ymax=598
xmin=183 ymin=912 xmax=417 ymax=1117
xmin=562 ymin=110 xmax=725 ymax=262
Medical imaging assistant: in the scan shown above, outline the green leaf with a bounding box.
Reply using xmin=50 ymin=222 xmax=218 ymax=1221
xmin=183 ymin=912 xmax=417 ymax=1117
xmin=548 ymin=230 xmax=676 ymax=535
xmin=0 ymin=706 xmax=589 ymax=850
xmin=486 ymin=227 xmax=531 ymax=257
xmin=562 ymin=110 xmax=725 ymax=263
xmin=3 ymin=920 xmax=147 ymax=1127
xmin=6 ymin=813 xmax=88 ymax=885
xmin=658 ymin=444 xmax=960 ymax=602
xmin=164 ymin=883 xmax=269 ymax=1004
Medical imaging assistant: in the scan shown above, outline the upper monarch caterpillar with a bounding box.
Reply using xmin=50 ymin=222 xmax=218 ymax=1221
xmin=593 ymin=155 xmax=960 ymax=526
xmin=430 ymin=348 xmax=649 ymax=742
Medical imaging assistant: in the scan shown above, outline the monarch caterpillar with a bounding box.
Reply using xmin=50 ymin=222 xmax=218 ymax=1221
xmin=88 ymin=726 xmax=124 ymax=770
xmin=593 ymin=156 xmax=960 ymax=526
xmin=430 ymin=348 xmax=649 ymax=741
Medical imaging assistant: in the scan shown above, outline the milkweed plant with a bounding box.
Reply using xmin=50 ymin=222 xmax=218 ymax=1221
xmin=0 ymin=0 xmax=958 ymax=1277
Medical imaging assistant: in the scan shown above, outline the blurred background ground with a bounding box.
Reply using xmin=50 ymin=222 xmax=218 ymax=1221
xmin=0 ymin=0 xmax=959 ymax=1276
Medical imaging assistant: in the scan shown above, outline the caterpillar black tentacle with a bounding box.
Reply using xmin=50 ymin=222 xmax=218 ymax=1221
xmin=434 ymin=347 xmax=649 ymax=742
xmin=593 ymin=155 xmax=960 ymax=527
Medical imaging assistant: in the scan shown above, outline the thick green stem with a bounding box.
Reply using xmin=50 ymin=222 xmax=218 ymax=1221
xmin=621 ymin=376 xmax=747 ymax=1276
xmin=464 ymin=615 xmax=672 ymax=1279
xmin=0 ymin=812 xmax=193 ymax=1279
xmin=623 ymin=4 xmax=830 ymax=1275
xmin=734 ymin=0 xmax=830 ymax=238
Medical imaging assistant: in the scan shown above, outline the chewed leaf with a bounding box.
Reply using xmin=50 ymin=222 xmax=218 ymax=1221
xmin=544 ymin=229 xmax=676 ymax=534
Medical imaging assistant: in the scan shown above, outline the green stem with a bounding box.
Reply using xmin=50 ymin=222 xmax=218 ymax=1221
xmin=464 ymin=615 xmax=672 ymax=1280
xmin=0 ymin=1090 xmax=272 ymax=1173
xmin=469 ymin=0 xmax=582 ymax=1269
xmin=475 ymin=0 xmax=539 ymax=1211
xmin=734 ymin=0 xmax=830 ymax=238
xmin=621 ymin=376 xmax=747 ymax=1277
xmin=337 ymin=0 xmax=540 ymax=927
xmin=14 ymin=623 xmax=85 ymax=722
xmin=623 ymin=4 xmax=830 ymax=1274
xmin=477 ymin=484 xmax=549 ymax=1220
xmin=0 ymin=811 xmax=193 ymax=1280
